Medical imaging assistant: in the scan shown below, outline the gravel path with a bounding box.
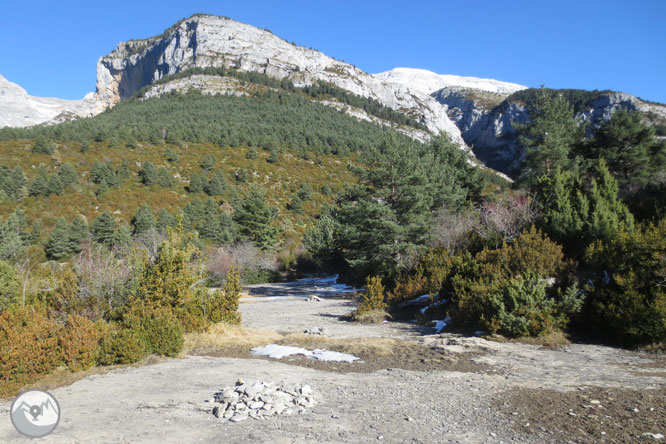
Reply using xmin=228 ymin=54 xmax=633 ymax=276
xmin=1 ymin=277 xmax=664 ymax=443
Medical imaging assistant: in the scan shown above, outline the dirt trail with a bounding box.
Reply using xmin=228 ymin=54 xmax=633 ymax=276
xmin=1 ymin=277 xmax=664 ymax=443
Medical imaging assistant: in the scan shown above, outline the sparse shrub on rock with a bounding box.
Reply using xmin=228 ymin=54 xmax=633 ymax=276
xmin=355 ymin=276 xmax=387 ymax=322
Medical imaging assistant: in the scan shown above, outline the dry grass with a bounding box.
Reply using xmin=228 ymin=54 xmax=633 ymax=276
xmin=352 ymin=308 xmax=390 ymax=324
xmin=182 ymin=323 xmax=281 ymax=356
xmin=486 ymin=330 xmax=573 ymax=348
xmin=184 ymin=321 xmax=401 ymax=359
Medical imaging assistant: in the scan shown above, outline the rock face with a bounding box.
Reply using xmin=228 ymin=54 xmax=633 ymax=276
xmin=96 ymin=14 xmax=523 ymax=146
xmin=0 ymin=75 xmax=100 ymax=128
xmin=435 ymin=88 xmax=666 ymax=175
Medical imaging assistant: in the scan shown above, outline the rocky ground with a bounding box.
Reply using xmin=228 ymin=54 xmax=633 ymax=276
xmin=1 ymin=277 xmax=664 ymax=443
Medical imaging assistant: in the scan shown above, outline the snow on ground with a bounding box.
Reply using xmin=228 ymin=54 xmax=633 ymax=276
xmin=373 ymin=67 xmax=527 ymax=96
xmin=434 ymin=317 xmax=452 ymax=333
xmin=301 ymin=275 xmax=358 ymax=294
xmin=251 ymin=344 xmax=360 ymax=363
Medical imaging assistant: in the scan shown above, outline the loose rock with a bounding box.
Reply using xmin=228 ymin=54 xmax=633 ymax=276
xmin=210 ymin=380 xmax=318 ymax=422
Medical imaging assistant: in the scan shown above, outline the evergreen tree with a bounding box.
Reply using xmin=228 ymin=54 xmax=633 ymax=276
xmin=205 ymin=171 xmax=226 ymax=196
xmin=139 ymin=161 xmax=158 ymax=185
xmin=58 ymin=162 xmax=78 ymax=187
xmin=234 ymin=184 xmax=279 ymax=249
xmin=118 ymin=160 xmax=131 ymax=181
xmin=45 ymin=216 xmax=72 ymax=260
xmin=156 ymin=209 xmax=176 ymax=234
xmin=535 ymin=160 xmax=633 ymax=252
xmin=323 ymin=134 xmax=477 ymax=282
xmin=113 ymin=222 xmax=133 ymax=250
xmin=267 ymin=148 xmax=279 ymax=164
xmin=29 ymin=169 xmax=49 ymax=197
xmin=80 ymin=141 xmax=90 ymax=153
xmin=188 ymin=174 xmax=206 ymax=194
xmin=198 ymin=199 xmax=233 ymax=244
xmin=235 ymin=168 xmax=248 ymax=182
xmin=96 ymin=179 xmax=109 ymax=198
xmin=164 ymin=146 xmax=179 ymax=163
xmin=183 ymin=197 xmax=206 ymax=230
xmin=132 ymin=204 xmax=156 ymax=235
xmin=518 ymin=92 xmax=585 ymax=185
xmin=321 ymin=184 xmax=333 ymax=196
xmin=297 ymin=182 xmax=314 ymax=201
xmin=46 ymin=174 xmax=64 ymax=196
xmin=584 ymin=109 xmax=666 ymax=190
xmin=201 ymin=154 xmax=216 ymax=172
xmin=91 ymin=212 xmax=116 ymax=246
xmin=0 ymin=212 xmax=26 ymax=261
xmin=156 ymin=168 xmax=174 ymax=188
xmin=32 ymin=136 xmax=54 ymax=154
xmin=68 ymin=214 xmax=89 ymax=253
xmin=245 ymin=147 xmax=258 ymax=159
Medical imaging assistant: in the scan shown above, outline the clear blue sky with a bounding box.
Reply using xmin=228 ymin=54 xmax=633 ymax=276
xmin=1 ymin=0 xmax=664 ymax=103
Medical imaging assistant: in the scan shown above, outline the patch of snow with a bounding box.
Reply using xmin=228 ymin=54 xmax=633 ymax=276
xmin=474 ymin=331 xmax=485 ymax=336
xmin=420 ymin=298 xmax=448 ymax=314
xmin=301 ymin=275 xmax=357 ymax=294
xmin=373 ymin=68 xmax=527 ymax=96
xmin=434 ymin=317 xmax=452 ymax=333
xmin=251 ymin=344 xmax=360 ymax=363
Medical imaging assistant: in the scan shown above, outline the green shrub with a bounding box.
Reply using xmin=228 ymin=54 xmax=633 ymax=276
xmin=485 ymin=273 xmax=555 ymax=337
xmin=59 ymin=314 xmax=100 ymax=371
xmin=129 ymin=304 xmax=184 ymax=357
xmin=96 ymin=322 xmax=147 ymax=365
xmin=0 ymin=260 xmax=20 ymax=313
xmin=443 ymin=228 xmax=576 ymax=337
xmin=0 ymin=306 xmax=62 ymax=397
xmin=207 ymin=267 xmax=242 ymax=325
xmin=357 ymin=276 xmax=387 ymax=314
xmin=583 ymin=219 xmax=666 ymax=345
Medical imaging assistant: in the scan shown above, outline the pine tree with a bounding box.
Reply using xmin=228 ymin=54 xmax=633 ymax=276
xmin=267 ymin=148 xmax=279 ymax=164
xmin=156 ymin=209 xmax=176 ymax=234
xmin=46 ymin=174 xmax=64 ymax=196
xmin=58 ymin=162 xmax=78 ymax=187
xmin=188 ymin=174 xmax=206 ymax=194
xmin=164 ymin=146 xmax=179 ymax=163
xmin=92 ymin=212 xmax=116 ymax=245
xmin=96 ymin=179 xmax=109 ymax=198
xmin=234 ymin=185 xmax=279 ymax=249
xmin=156 ymin=168 xmax=174 ymax=188
xmin=245 ymin=147 xmax=258 ymax=159
xmin=139 ymin=161 xmax=158 ymax=185
xmin=113 ymin=222 xmax=133 ymax=250
xmin=585 ymin=109 xmax=665 ymax=189
xmin=587 ymin=159 xmax=634 ymax=242
xmin=80 ymin=141 xmax=90 ymax=153
xmin=32 ymin=136 xmax=54 ymax=154
xmin=45 ymin=217 xmax=72 ymax=260
xmin=29 ymin=169 xmax=49 ymax=197
xmin=297 ymin=182 xmax=314 ymax=201
xmin=518 ymin=92 xmax=585 ymax=185
xmin=201 ymin=154 xmax=216 ymax=172
xmin=132 ymin=204 xmax=156 ymax=235
xmin=68 ymin=215 xmax=89 ymax=253
xmin=205 ymin=171 xmax=226 ymax=196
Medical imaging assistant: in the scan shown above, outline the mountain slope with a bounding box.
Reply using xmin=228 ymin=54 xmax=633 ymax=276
xmin=0 ymin=75 xmax=99 ymax=128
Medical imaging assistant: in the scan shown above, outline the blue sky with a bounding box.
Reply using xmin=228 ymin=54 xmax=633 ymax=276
xmin=1 ymin=0 xmax=664 ymax=103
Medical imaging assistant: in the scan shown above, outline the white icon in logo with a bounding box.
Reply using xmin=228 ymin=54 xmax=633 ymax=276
xmin=10 ymin=389 xmax=60 ymax=438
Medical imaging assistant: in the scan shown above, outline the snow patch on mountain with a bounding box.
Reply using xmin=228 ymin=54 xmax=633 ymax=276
xmin=373 ymin=68 xmax=527 ymax=96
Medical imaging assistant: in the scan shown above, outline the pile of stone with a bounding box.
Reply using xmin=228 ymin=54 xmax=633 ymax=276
xmin=210 ymin=379 xmax=316 ymax=422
